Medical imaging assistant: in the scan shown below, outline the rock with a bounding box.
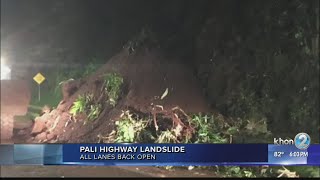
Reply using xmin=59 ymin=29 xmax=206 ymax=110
xmin=46 ymin=133 xmax=57 ymax=141
xmin=50 ymin=109 xmax=58 ymax=116
xmin=41 ymin=112 xmax=52 ymax=121
xmin=35 ymin=132 xmax=47 ymax=141
xmin=45 ymin=119 xmax=54 ymax=129
xmin=31 ymin=120 xmax=47 ymax=135
xmin=45 ymin=113 xmax=58 ymax=128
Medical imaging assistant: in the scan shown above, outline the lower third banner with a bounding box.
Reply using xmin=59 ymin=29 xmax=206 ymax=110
xmin=63 ymin=144 xmax=267 ymax=166
xmin=0 ymin=144 xmax=319 ymax=166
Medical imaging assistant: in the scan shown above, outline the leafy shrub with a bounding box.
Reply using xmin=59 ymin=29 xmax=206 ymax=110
xmin=156 ymin=130 xmax=179 ymax=143
xmin=191 ymin=114 xmax=228 ymax=143
xmin=104 ymin=73 xmax=124 ymax=106
xmin=70 ymin=95 xmax=86 ymax=116
xmin=114 ymin=110 xmax=148 ymax=143
xmin=70 ymin=93 xmax=102 ymax=123
xmin=87 ymin=104 xmax=102 ymax=122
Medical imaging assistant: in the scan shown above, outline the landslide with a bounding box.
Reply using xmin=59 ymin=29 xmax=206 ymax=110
xmin=20 ymin=49 xmax=212 ymax=143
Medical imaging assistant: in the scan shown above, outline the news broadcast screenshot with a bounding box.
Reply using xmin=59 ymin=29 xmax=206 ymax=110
xmin=0 ymin=0 xmax=319 ymax=178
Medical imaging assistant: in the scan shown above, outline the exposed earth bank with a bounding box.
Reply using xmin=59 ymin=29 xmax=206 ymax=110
xmin=15 ymin=49 xmax=213 ymax=144
xmin=8 ymin=49 xmax=219 ymax=178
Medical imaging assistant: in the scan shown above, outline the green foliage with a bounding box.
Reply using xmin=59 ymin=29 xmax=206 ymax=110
xmin=110 ymin=109 xmax=273 ymax=148
xmin=114 ymin=110 xmax=148 ymax=143
xmin=70 ymin=95 xmax=86 ymax=116
xmin=191 ymin=114 xmax=228 ymax=143
xmin=188 ymin=1 xmax=318 ymax=176
xmin=70 ymin=93 xmax=102 ymax=123
xmin=217 ymin=166 xmax=257 ymax=178
xmin=208 ymin=164 xmax=319 ymax=178
xmin=155 ymin=130 xmax=178 ymax=143
xmin=190 ymin=113 xmax=272 ymax=144
xmin=111 ymin=110 xmax=272 ymax=144
xmin=109 ymin=110 xmax=316 ymax=177
xmin=198 ymin=0 xmax=319 ymax=142
xmin=104 ymin=73 xmax=124 ymax=106
xmin=87 ymin=104 xmax=102 ymax=122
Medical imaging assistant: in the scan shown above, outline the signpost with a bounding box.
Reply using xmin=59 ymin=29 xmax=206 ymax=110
xmin=33 ymin=73 xmax=46 ymax=101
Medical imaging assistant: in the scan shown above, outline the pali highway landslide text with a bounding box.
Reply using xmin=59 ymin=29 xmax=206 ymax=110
xmin=80 ymin=145 xmax=186 ymax=153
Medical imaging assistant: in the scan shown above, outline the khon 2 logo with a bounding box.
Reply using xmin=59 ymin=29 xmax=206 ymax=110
xmin=274 ymin=132 xmax=311 ymax=150
xmin=294 ymin=133 xmax=311 ymax=150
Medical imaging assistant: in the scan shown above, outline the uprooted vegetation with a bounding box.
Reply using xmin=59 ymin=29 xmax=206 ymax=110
xmin=69 ymin=93 xmax=102 ymax=124
xmin=103 ymin=73 xmax=124 ymax=107
xmin=101 ymin=107 xmax=271 ymax=144
xmin=97 ymin=108 xmax=297 ymax=177
xmin=69 ymin=72 xmax=123 ymax=124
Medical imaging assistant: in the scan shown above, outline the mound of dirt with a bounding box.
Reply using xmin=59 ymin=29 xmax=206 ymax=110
xmin=17 ymin=49 xmax=213 ymax=143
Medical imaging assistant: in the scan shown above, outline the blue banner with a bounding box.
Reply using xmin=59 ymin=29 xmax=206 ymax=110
xmin=0 ymin=144 xmax=319 ymax=166
xmin=63 ymin=144 xmax=267 ymax=166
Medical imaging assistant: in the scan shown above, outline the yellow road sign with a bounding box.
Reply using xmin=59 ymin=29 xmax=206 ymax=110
xmin=33 ymin=73 xmax=46 ymax=85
